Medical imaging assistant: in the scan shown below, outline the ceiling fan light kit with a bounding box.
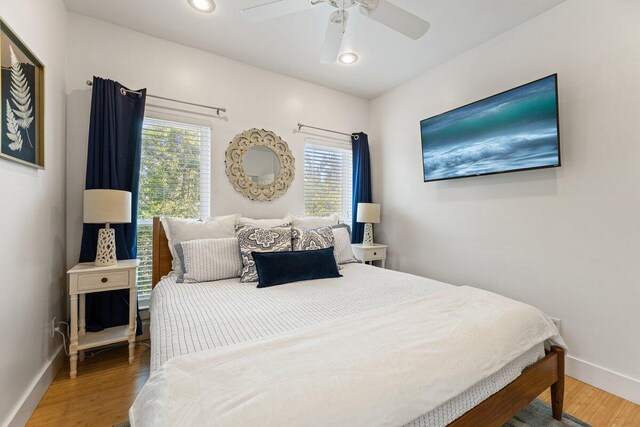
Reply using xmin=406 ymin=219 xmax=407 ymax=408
xmin=241 ymin=0 xmax=430 ymax=64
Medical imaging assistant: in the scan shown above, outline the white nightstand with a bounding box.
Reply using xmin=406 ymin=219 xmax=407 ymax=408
xmin=67 ymin=259 xmax=139 ymax=378
xmin=351 ymin=243 xmax=388 ymax=268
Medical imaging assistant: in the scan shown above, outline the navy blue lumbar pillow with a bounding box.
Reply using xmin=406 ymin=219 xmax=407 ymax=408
xmin=252 ymin=247 xmax=342 ymax=288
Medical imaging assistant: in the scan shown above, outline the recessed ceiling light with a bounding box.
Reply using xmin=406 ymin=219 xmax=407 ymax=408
xmin=338 ymin=52 xmax=358 ymax=65
xmin=188 ymin=0 xmax=216 ymax=13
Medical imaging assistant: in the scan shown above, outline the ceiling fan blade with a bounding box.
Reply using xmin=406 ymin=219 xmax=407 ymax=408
xmin=320 ymin=10 xmax=348 ymax=64
xmin=241 ymin=0 xmax=314 ymax=23
xmin=359 ymin=0 xmax=430 ymax=40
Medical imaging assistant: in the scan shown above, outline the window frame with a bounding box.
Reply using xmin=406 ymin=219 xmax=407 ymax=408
xmin=136 ymin=108 xmax=213 ymax=308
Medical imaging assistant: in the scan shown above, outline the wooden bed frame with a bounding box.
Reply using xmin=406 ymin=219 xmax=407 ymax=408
xmin=150 ymin=217 xmax=565 ymax=426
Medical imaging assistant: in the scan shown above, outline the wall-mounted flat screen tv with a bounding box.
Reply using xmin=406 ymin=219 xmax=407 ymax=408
xmin=421 ymin=74 xmax=561 ymax=182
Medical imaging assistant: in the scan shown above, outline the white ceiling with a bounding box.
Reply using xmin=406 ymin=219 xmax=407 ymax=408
xmin=63 ymin=0 xmax=565 ymax=99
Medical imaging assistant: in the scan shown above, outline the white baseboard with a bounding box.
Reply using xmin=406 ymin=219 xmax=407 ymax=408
xmin=566 ymin=355 xmax=640 ymax=404
xmin=4 ymin=345 xmax=65 ymax=427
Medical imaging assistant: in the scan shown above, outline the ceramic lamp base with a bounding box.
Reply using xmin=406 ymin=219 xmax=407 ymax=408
xmin=95 ymin=226 xmax=117 ymax=267
xmin=363 ymin=223 xmax=374 ymax=246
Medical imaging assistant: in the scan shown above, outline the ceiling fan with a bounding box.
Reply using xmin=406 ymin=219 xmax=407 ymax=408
xmin=240 ymin=0 xmax=430 ymax=64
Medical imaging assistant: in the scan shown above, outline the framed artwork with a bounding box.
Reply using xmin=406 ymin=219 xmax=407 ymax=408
xmin=1 ymin=18 xmax=44 ymax=169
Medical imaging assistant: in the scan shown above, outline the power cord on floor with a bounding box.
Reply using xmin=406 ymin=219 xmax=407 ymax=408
xmin=55 ymin=327 xmax=70 ymax=356
xmin=79 ymin=341 xmax=151 ymax=358
xmin=54 ymin=321 xmax=151 ymax=358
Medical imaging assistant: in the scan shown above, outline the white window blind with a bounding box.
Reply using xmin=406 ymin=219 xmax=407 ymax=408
xmin=304 ymin=140 xmax=353 ymax=224
xmin=136 ymin=116 xmax=211 ymax=304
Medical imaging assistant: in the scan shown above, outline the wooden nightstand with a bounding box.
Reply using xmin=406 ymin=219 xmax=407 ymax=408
xmin=67 ymin=259 xmax=140 ymax=378
xmin=351 ymin=243 xmax=388 ymax=268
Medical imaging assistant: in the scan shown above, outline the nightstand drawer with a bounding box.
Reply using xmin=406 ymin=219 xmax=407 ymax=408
xmin=77 ymin=271 xmax=129 ymax=292
xmin=361 ymin=247 xmax=386 ymax=260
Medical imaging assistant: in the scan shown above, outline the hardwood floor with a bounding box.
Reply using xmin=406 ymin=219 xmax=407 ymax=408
xmin=27 ymin=344 xmax=150 ymax=427
xmin=28 ymin=342 xmax=640 ymax=426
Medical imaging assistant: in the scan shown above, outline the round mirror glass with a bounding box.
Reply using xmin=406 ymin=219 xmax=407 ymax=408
xmin=242 ymin=146 xmax=281 ymax=186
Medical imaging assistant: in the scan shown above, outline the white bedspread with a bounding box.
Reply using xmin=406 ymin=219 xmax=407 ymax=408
xmin=145 ymin=264 xmax=547 ymax=425
xmin=148 ymin=264 xmax=454 ymax=372
xmin=131 ymin=285 xmax=564 ymax=427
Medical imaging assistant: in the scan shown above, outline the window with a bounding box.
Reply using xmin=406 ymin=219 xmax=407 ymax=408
xmin=136 ymin=116 xmax=211 ymax=305
xmin=304 ymin=139 xmax=353 ymax=224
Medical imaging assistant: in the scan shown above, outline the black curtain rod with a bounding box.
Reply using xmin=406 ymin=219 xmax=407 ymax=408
xmin=297 ymin=123 xmax=359 ymax=140
xmin=85 ymin=80 xmax=226 ymax=116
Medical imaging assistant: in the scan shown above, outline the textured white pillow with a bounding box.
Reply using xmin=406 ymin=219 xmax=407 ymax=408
xmin=237 ymin=216 xmax=293 ymax=228
xmin=180 ymin=238 xmax=243 ymax=283
xmin=291 ymin=213 xmax=340 ymax=229
xmin=161 ymin=214 xmax=240 ymax=275
xmin=332 ymin=227 xmax=358 ymax=265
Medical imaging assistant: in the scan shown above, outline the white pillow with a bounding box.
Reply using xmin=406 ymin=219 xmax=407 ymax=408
xmin=161 ymin=214 xmax=240 ymax=275
xmin=179 ymin=238 xmax=243 ymax=283
xmin=332 ymin=227 xmax=358 ymax=265
xmin=291 ymin=213 xmax=340 ymax=229
xmin=237 ymin=215 xmax=293 ymax=228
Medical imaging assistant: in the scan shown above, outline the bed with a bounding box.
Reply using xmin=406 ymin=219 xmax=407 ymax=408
xmin=131 ymin=217 xmax=566 ymax=426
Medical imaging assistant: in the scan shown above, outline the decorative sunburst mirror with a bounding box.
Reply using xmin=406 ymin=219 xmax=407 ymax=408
xmin=225 ymin=129 xmax=295 ymax=202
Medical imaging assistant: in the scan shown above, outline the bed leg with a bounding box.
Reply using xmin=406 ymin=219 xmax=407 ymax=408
xmin=550 ymin=346 xmax=565 ymax=421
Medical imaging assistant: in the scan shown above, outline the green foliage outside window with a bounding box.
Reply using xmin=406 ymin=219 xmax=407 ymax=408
xmin=136 ymin=120 xmax=209 ymax=301
xmin=138 ymin=124 xmax=203 ymax=220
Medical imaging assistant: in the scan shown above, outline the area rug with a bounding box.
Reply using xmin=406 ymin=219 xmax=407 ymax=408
xmin=504 ymin=399 xmax=590 ymax=426
xmin=113 ymin=399 xmax=590 ymax=427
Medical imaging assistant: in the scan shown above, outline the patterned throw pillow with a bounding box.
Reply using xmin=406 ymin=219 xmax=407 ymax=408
xmin=237 ymin=226 xmax=292 ymax=282
xmin=291 ymin=226 xmax=335 ymax=251
xmin=291 ymin=226 xmax=340 ymax=266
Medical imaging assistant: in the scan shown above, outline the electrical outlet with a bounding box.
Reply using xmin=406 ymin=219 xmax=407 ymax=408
xmin=550 ymin=317 xmax=562 ymax=334
xmin=51 ymin=317 xmax=57 ymax=338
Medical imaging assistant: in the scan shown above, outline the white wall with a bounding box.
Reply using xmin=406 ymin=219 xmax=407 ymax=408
xmin=369 ymin=0 xmax=640 ymax=402
xmin=0 ymin=0 xmax=68 ymax=425
xmin=65 ymin=13 xmax=369 ymax=267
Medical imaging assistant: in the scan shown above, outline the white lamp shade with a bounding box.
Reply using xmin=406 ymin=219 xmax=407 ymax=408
xmin=83 ymin=190 xmax=132 ymax=224
xmin=356 ymin=203 xmax=380 ymax=224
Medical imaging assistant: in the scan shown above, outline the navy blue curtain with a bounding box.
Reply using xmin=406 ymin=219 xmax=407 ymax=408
xmin=79 ymin=77 xmax=146 ymax=334
xmin=351 ymin=132 xmax=372 ymax=244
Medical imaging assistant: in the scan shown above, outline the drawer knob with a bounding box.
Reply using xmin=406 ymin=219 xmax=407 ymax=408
xmin=373 ymin=252 xmax=377 ymax=256
xmin=101 ymin=277 xmax=108 ymax=283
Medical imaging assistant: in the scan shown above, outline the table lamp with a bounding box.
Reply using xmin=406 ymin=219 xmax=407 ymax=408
xmin=83 ymin=189 xmax=132 ymax=266
xmin=357 ymin=203 xmax=380 ymax=246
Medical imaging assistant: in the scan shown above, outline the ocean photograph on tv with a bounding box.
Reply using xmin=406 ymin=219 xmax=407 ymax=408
xmin=421 ymin=75 xmax=560 ymax=182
